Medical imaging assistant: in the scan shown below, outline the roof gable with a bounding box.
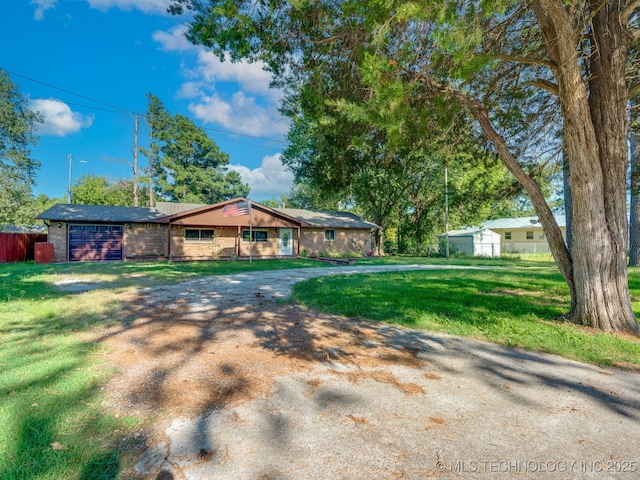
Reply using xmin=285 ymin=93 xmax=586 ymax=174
xmin=156 ymin=198 xmax=308 ymax=227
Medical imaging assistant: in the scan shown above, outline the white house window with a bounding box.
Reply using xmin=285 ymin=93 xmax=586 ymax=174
xmin=242 ymin=230 xmax=268 ymax=242
xmin=325 ymin=229 xmax=335 ymax=241
xmin=185 ymin=229 xmax=214 ymax=241
xmin=504 ymin=232 xmax=512 ymax=240
xmin=526 ymin=231 xmax=534 ymax=240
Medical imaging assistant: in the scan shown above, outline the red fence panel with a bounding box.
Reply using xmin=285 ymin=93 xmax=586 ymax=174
xmin=35 ymin=242 xmax=54 ymax=264
xmin=0 ymin=233 xmax=48 ymax=263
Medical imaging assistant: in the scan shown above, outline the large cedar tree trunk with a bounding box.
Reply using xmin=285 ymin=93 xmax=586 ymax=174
xmin=533 ymin=0 xmax=638 ymax=333
xmin=562 ymin=148 xmax=572 ymax=254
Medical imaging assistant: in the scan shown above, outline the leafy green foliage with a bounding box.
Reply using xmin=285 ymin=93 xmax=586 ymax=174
xmin=0 ymin=71 xmax=43 ymax=226
xmin=139 ymin=93 xmax=171 ymax=207
xmin=170 ymin=0 xmax=640 ymax=332
xmin=142 ymin=94 xmax=250 ymax=204
xmin=71 ymin=174 xmax=149 ymax=206
xmin=284 ymin=91 xmax=519 ymax=250
xmin=31 ymin=194 xmax=64 ymax=215
xmin=174 ymin=1 xmax=532 ymax=253
xmin=285 ymin=182 xmax=343 ymax=210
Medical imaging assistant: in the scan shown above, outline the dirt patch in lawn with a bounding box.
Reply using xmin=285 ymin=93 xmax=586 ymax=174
xmin=54 ymin=277 xmax=110 ymax=292
xmin=83 ymin=268 xmax=640 ymax=480
xmin=91 ymin=289 xmax=429 ymax=437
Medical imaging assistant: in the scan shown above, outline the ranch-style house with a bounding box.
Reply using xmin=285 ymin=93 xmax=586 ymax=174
xmin=37 ymin=198 xmax=379 ymax=262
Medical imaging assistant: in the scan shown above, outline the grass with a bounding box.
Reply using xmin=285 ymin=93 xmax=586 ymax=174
xmin=292 ymin=265 xmax=640 ymax=368
xmin=355 ymin=252 xmax=558 ymax=268
xmin=0 ymin=258 xmax=333 ymax=303
xmin=0 ymin=258 xmax=330 ymax=479
xmin=2 ymin=255 xmax=639 ymax=478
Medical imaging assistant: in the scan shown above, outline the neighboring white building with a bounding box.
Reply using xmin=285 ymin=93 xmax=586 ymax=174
xmin=481 ymin=215 xmax=567 ymax=254
xmin=440 ymin=228 xmax=501 ymax=257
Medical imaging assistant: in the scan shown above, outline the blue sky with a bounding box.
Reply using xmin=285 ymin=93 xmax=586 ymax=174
xmin=1 ymin=0 xmax=294 ymax=202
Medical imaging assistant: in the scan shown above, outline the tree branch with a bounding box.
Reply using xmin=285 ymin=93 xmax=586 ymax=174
xmin=624 ymin=0 xmax=640 ymax=20
xmin=577 ymin=0 xmax=610 ymax=39
xmin=417 ymin=75 xmax=574 ymax=291
xmin=493 ymin=53 xmax=555 ymax=70
xmin=526 ymin=78 xmax=560 ymax=95
xmin=458 ymin=90 xmax=573 ymax=288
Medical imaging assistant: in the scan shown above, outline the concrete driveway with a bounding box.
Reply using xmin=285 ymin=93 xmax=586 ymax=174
xmin=98 ymin=265 xmax=640 ymax=479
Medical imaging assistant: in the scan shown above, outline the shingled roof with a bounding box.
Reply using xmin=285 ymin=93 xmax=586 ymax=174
xmin=154 ymin=202 xmax=206 ymax=216
xmin=276 ymin=208 xmax=379 ymax=229
xmin=36 ymin=204 xmax=163 ymax=223
xmin=36 ymin=202 xmax=380 ymax=229
xmin=481 ymin=215 xmax=566 ymax=230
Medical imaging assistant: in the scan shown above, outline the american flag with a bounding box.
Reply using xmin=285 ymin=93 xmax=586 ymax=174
xmin=222 ymin=200 xmax=250 ymax=217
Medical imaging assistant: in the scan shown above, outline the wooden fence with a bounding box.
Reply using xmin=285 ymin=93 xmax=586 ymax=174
xmin=0 ymin=233 xmax=48 ymax=263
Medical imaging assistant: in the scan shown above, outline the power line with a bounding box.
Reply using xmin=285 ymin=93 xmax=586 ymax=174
xmin=2 ymin=66 xmax=289 ymax=146
xmin=206 ymin=132 xmax=284 ymax=151
xmin=198 ymin=124 xmax=287 ymax=145
xmin=1 ymin=67 xmax=142 ymax=115
xmin=58 ymin=101 xmax=121 ymax=115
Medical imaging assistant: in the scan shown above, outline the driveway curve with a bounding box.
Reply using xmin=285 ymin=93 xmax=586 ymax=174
xmin=97 ymin=265 xmax=640 ymax=479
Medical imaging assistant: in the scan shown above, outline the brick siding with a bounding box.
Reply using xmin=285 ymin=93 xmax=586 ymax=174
xmin=124 ymin=223 xmax=167 ymax=258
xmin=46 ymin=221 xmax=372 ymax=262
xmin=300 ymin=228 xmax=372 ymax=257
xmin=171 ymin=226 xmax=238 ymax=259
xmin=48 ymin=223 xmax=67 ymax=262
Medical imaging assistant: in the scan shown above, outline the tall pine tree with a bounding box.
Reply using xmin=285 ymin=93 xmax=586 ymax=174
xmin=0 ymin=71 xmax=42 ymax=226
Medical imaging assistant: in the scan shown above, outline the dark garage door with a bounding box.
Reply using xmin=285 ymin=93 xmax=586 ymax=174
xmin=68 ymin=224 xmax=123 ymax=261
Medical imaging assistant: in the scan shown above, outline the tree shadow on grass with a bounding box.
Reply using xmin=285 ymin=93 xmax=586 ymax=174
xmin=90 ymin=277 xmax=640 ymax=478
xmin=297 ymin=269 xmax=572 ymax=328
xmin=0 ymin=307 xmax=137 ymax=480
xmin=5 ymin=266 xmax=640 ymax=478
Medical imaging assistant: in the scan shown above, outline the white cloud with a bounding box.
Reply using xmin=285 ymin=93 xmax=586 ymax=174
xmin=154 ymin=27 xmax=277 ymax=98
xmin=31 ymin=99 xmax=94 ymax=136
xmin=227 ymin=154 xmax=294 ymax=200
xmin=86 ymin=0 xmax=173 ymax=14
xmin=153 ymin=26 xmax=288 ymax=136
xmin=152 ymin=24 xmax=196 ymax=53
xmin=31 ymin=0 xmax=57 ymax=20
xmin=195 ymin=51 xmax=276 ymax=99
xmin=189 ymin=92 xmax=289 ymax=137
xmin=31 ymin=0 xmax=175 ymax=18
xmin=175 ymin=81 xmax=203 ymax=99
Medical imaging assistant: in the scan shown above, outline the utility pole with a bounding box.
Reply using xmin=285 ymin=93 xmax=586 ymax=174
xmin=67 ymin=153 xmax=86 ymax=203
xmin=445 ymin=166 xmax=450 ymax=259
xmin=131 ymin=114 xmax=139 ymax=206
xmin=143 ymin=116 xmax=156 ymax=208
xmin=67 ymin=153 xmax=73 ymax=203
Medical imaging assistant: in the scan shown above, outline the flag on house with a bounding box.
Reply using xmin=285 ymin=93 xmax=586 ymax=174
xmin=222 ymin=200 xmax=250 ymax=217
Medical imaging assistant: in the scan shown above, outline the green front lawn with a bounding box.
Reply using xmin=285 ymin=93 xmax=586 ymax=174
xmin=292 ymin=266 xmax=640 ymax=368
xmin=0 ymin=258 xmax=326 ymax=479
xmin=2 ymin=256 xmax=639 ymax=478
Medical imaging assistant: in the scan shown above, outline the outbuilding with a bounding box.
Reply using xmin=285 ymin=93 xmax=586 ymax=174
xmin=440 ymin=228 xmax=501 ymax=258
xmin=481 ymin=215 xmax=566 ymax=254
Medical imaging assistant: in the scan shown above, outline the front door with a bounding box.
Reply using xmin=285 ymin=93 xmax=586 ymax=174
xmin=279 ymin=228 xmax=293 ymax=256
